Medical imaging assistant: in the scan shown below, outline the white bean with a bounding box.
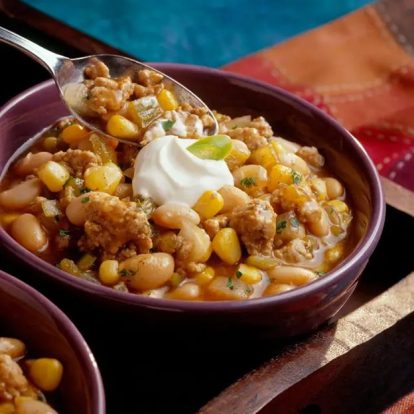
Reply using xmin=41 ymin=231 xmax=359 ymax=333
xmin=14 ymin=152 xmax=52 ymax=176
xmin=152 ymin=202 xmax=200 ymax=229
xmin=263 ymin=283 xmax=294 ymax=296
xmin=218 ymin=185 xmax=250 ymax=213
xmin=11 ymin=213 xmax=47 ymax=252
xmin=65 ymin=196 xmax=88 ymax=226
xmin=167 ymin=283 xmax=200 ymax=300
xmin=0 ymin=178 xmax=42 ymax=209
xmin=324 ymin=177 xmax=344 ymax=199
xmin=307 ymin=208 xmax=330 ymax=237
xmin=178 ymin=221 xmax=211 ymax=262
xmin=278 ymin=152 xmax=310 ymax=176
xmin=267 ymin=266 xmax=317 ymax=285
xmin=233 ymin=164 xmax=268 ymax=196
xmin=120 ymin=253 xmax=174 ymax=291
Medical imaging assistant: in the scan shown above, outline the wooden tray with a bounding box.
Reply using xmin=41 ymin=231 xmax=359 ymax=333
xmin=1 ymin=3 xmax=413 ymax=412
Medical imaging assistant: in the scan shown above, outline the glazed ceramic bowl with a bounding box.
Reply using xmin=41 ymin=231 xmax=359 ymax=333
xmin=0 ymin=65 xmax=385 ymax=340
xmin=0 ymin=270 xmax=105 ymax=413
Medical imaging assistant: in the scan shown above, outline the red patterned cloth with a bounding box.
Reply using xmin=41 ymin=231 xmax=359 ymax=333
xmin=224 ymin=0 xmax=414 ymax=194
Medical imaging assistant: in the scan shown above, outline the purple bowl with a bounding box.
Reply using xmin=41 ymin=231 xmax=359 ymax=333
xmin=0 ymin=64 xmax=385 ymax=340
xmin=0 ymin=270 xmax=105 ymax=413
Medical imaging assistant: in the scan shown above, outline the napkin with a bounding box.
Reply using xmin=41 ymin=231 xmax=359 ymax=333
xmin=224 ymin=0 xmax=414 ymax=198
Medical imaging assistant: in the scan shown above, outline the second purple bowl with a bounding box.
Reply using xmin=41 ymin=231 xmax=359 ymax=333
xmin=0 ymin=64 xmax=385 ymax=340
xmin=0 ymin=270 xmax=105 ymax=413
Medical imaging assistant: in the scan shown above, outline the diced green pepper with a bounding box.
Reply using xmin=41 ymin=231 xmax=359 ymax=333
xmin=187 ymin=135 xmax=232 ymax=160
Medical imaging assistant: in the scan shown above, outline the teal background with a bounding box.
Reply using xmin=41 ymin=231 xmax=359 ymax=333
xmin=24 ymin=0 xmax=372 ymax=67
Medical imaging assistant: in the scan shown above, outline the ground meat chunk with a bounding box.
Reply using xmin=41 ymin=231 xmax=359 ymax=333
xmin=274 ymin=238 xmax=313 ymax=263
xmin=230 ymin=199 xmax=276 ymax=256
xmin=296 ymin=146 xmax=325 ymax=169
xmin=0 ymin=354 xmax=28 ymax=401
xmin=86 ymin=76 xmax=134 ymax=116
xmin=153 ymin=232 xmax=182 ymax=254
xmin=84 ymin=57 xmax=110 ymax=79
xmin=78 ymin=192 xmax=152 ymax=260
xmin=53 ymin=149 xmax=102 ymax=178
xmin=138 ymin=69 xmax=164 ymax=86
xmin=219 ymin=116 xmax=273 ymax=151
xmin=270 ymin=186 xmax=320 ymax=223
xmin=133 ymin=69 xmax=164 ymax=98
xmin=179 ymin=104 xmax=216 ymax=129
xmin=203 ymin=215 xmax=229 ymax=239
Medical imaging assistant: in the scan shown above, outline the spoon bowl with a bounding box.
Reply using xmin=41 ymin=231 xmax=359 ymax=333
xmin=0 ymin=26 xmax=218 ymax=144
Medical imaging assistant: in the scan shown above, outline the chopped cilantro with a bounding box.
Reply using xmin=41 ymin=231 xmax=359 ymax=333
xmin=226 ymin=277 xmax=234 ymax=290
xmin=315 ymin=271 xmax=326 ymax=277
xmin=240 ymin=177 xmax=256 ymax=188
xmin=119 ymin=269 xmax=134 ymax=277
xmin=276 ymin=220 xmax=287 ymax=234
xmin=290 ymin=217 xmax=300 ymax=228
xmin=80 ymin=196 xmax=90 ymax=203
xmin=291 ymin=170 xmax=302 ymax=185
xmin=59 ymin=229 xmax=70 ymax=237
xmin=161 ymin=120 xmax=174 ymax=131
xmin=236 ymin=271 xmax=243 ymax=279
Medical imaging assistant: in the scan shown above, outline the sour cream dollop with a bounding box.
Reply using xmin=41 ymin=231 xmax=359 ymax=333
xmin=132 ymin=136 xmax=234 ymax=206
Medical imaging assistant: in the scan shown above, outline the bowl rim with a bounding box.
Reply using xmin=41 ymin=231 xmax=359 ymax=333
xmin=0 ymin=63 xmax=385 ymax=312
xmin=0 ymin=269 xmax=105 ymax=413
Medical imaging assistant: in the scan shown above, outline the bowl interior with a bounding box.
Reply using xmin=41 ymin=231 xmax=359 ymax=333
xmin=0 ymin=271 xmax=104 ymax=414
xmin=0 ymin=64 xmax=382 ymax=307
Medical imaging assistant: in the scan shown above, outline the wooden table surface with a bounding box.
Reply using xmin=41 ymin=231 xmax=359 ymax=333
xmin=0 ymin=4 xmax=413 ymax=413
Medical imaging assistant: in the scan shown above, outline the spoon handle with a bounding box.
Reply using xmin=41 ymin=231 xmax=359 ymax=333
xmin=0 ymin=26 xmax=66 ymax=74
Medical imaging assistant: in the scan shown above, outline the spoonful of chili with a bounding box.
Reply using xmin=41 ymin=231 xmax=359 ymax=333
xmin=0 ymin=26 xmax=218 ymax=146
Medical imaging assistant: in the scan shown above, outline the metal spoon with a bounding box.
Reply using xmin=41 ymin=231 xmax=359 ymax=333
xmin=0 ymin=26 xmax=218 ymax=145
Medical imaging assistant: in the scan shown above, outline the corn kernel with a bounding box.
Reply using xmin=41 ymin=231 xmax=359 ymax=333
xmin=60 ymin=123 xmax=89 ymax=144
xmin=326 ymin=200 xmax=349 ymax=213
xmin=309 ymin=177 xmax=327 ymax=201
xmin=193 ymin=190 xmax=224 ymax=219
xmin=245 ymin=255 xmax=280 ymax=270
xmin=0 ymin=403 xmax=14 ymax=414
xmin=325 ymin=243 xmax=345 ymax=264
xmin=236 ymin=263 xmax=262 ymax=284
xmin=58 ymin=258 xmax=80 ymax=276
xmin=157 ymin=89 xmax=179 ymax=111
xmin=194 ymin=266 xmax=215 ymax=285
xmin=37 ymin=161 xmax=70 ymax=192
xmin=84 ymin=162 xmax=122 ymax=194
xmin=28 ymin=358 xmax=63 ymax=392
xmin=0 ymin=213 xmax=20 ymax=228
xmin=169 ymin=272 xmax=184 ymax=288
xmin=225 ymin=140 xmax=250 ymax=171
xmin=99 ymin=260 xmax=120 ymax=285
xmin=268 ymin=164 xmax=299 ymax=191
xmin=77 ymin=254 xmax=96 ymax=271
xmin=270 ymin=140 xmax=287 ymax=157
xmin=249 ymin=144 xmax=278 ymax=171
xmin=106 ymin=114 xmax=139 ymax=140
xmin=281 ymin=184 xmax=308 ymax=205
xmin=42 ymin=136 xmax=58 ymax=152
xmin=331 ymin=225 xmax=344 ymax=237
xmin=212 ymin=228 xmax=241 ymax=265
